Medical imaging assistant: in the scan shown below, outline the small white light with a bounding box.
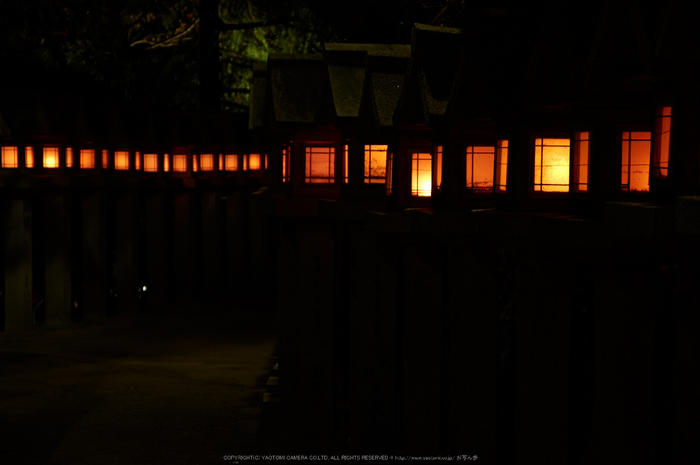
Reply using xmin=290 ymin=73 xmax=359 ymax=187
xmin=142 ymin=286 xmax=147 ymax=291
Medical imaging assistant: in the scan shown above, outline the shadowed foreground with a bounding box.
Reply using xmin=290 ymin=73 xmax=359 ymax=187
xmin=0 ymin=306 xmax=280 ymax=465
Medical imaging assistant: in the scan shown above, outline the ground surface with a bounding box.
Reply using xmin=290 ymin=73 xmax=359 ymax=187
xmin=0 ymin=306 xmax=280 ymax=465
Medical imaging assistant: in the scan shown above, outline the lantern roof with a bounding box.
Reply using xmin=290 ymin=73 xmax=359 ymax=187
xmin=267 ymin=53 xmax=325 ymax=125
xmin=394 ymin=24 xmax=463 ymax=126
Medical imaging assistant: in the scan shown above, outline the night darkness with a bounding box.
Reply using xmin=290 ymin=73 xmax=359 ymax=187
xmin=1 ymin=0 xmax=700 ymax=464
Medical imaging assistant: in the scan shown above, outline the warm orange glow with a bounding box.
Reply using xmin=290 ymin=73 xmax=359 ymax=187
xmin=282 ymin=148 xmax=288 ymax=181
xmin=199 ymin=154 xmax=214 ymax=171
xmin=364 ymin=144 xmax=387 ymax=184
xmin=249 ymin=153 xmax=261 ymax=170
xmin=653 ymin=106 xmax=672 ymax=178
xmin=225 ymin=154 xmax=238 ymax=171
xmin=412 ymin=151 xmax=432 ymax=196
xmin=573 ymin=132 xmax=590 ymax=192
xmin=495 ymin=140 xmax=508 ymax=193
xmin=163 ymin=154 xmax=170 ymax=172
xmin=243 ymin=154 xmax=248 ymax=171
xmin=435 ymin=146 xmax=443 ymax=190
xmin=192 ymin=155 xmax=198 ymax=172
xmin=343 ymin=145 xmax=348 ymax=183
xmin=219 ymin=154 xmax=223 ymax=171
xmin=1 ymin=146 xmax=18 ymax=168
xmin=534 ymin=138 xmax=570 ymax=192
xmin=386 ymin=152 xmax=393 ymax=195
xmin=135 ymin=151 xmax=141 ymax=170
xmin=114 ymin=151 xmax=129 ymax=170
xmin=102 ymin=149 xmax=109 ymax=169
xmin=65 ymin=148 xmax=74 ymax=168
xmin=80 ymin=149 xmax=95 ymax=169
xmin=622 ymin=131 xmax=651 ymax=192
xmin=43 ymin=147 xmax=60 ymax=168
xmin=173 ymin=154 xmax=187 ymax=172
xmin=265 ymin=154 xmax=268 ymax=170
xmin=144 ymin=153 xmax=158 ymax=172
xmin=466 ymin=146 xmax=495 ymax=192
xmin=305 ymin=146 xmax=335 ymax=183
xmin=25 ymin=147 xmax=34 ymax=168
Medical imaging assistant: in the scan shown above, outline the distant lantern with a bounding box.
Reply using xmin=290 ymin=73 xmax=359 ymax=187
xmin=364 ymin=145 xmax=387 ymax=184
xmin=200 ymin=153 xmax=214 ymax=171
xmin=219 ymin=154 xmax=224 ymax=171
xmin=573 ymin=132 xmax=590 ymax=192
xmin=534 ymin=138 xmax=570 ymax=192
xmin=434 ymin=146 xmax=443 ymax=192
xmin=135 ymin=151 xmax=141 ymax=171
xmin=80 ymin=149 xmax=95 ymax=169
xmin=385 ymin=151 xmax=394 ymax=195
xmin=249 ymin=153 xmax=261 ymax=170
xmin=243 ymin=154 xmax=248 ymax=171
xmin=652 ymin=106 xmax=672 ymax=179
xmin=114 ymin=150 xmax=129 ymax=170
xmin=173 ymin=154 xmax=187 ymax=172
xmin=144 ymin=153 xmax=158 ymax=172
xmin=163 ymin=153 xmax=171 ymax=172
xmin=25 ymin=147 xmax=35 ymax=168
xmin=411 ymin=151 xmax=432 ymax=196
xmin=225 ymin=154 xmax=238 ymax=171
xmin=305 ymin=146 xmax=335 ymax=183
xmin=282 ymin=146 xmax=290 ymax=182
xmin=466 ymin=146 xmax=495 ymax=192
xmin=43 ymin=147 xmax=60 ymax=168
xmin=65 ymin=147 xmax=74 ymax=168
xmin=494 ymin=140 xmax=508 ymax=193
xmin=1 ymin=146 xmax=18 ymax=168
xmin=343 ymin=144 xmax=349 ymax=184
xmin=621 ymin=131 xmax=651 ymax=192
xmin=102 ymin=149 xmax=109 ymax=169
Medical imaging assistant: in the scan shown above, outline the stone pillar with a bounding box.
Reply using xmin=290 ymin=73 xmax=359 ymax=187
xmin=144 ymin=190 xmax=169 ymax=312
xmin=590 ymin=262 xmax=656 ymax=463
xmin=115 ymin=191 xmax=140 ymax=315
xmin=81 ymin=192 xmax=108 ymax=320
xmin=172 ymin=191 xmax=196 ymax=305
xmin=4 ymin=191 xmax=33 ymax=332
xmin=675 ymin=263 xmax=700 ymax=464
xmin=445 ymin=244 xmax=499 ymax=458
xmin=514 ymin=253 xmax=570 ymax=465
xmin=44 ymin=190 xmax=72 ymax=326
xmin=200 ymin=189 xmax=223 ymax=303
xmin=401 ymin=240 xmax=443 ymax=455
xmin=347 ymin=228 xmax=400 ymax=452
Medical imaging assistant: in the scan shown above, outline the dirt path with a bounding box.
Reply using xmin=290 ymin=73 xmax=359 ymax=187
xmin=0 ymin=307 xmax=277 ymax=465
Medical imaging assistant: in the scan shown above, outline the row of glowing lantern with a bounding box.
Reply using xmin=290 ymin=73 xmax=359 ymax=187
xmin=0 ymin=146 xmax=267 ymax=173
xmin=300 ymin=130 xmax=659 ymax=197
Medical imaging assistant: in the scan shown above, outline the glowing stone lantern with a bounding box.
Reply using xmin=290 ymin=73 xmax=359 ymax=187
xmin=225 ymin=154 xmax=238 ymax=171
xmin=305 ymin=146 xmax=335 ymax=183
xmin=173 ymin=154 xmax=187 ymax=172
xmin=26 ymin=146 xmax=34 ymax=168
xmin=248 ymin=153 xmax=261 ymax=170
xmin=434 ymin=146 xmax=442 ymax=192
xmin=621 ymin=131 xmax=651 ymax=192
xmin=534 ymin=138 xmax=570 ymax=192
xmin=1 ymin=146 xmax=19 ymax=168
xmin=65 ymin=147 xmax=74 ymax=168
xmin=102 ymin=149 xmax=109 ymax=169
xmin=411 ymin=151 xmax=432 ymax=196
xmin=135 ymin=151 xmax=141 ymax=171
xmin=573 ymin=132 xmax=590 ymax=192
xmin=163 ymin=153 xmax=170 ymax=172
xmin=192 ymin=155 xmax=199 ymax=172
xmin=652 ymin=106 xmax=672 ymax=179
xmin=80 ymin=149 xmax=95 ymax=169
xmin=495 ymin=140 xmax=508 ymax=193
xmin=466 ymin=146 xmax=495 ymax=192
xmin=364 ymin=145 xmax=387 ymax=184
xmin=144 ymin=153 xmax=158 ymax=172
xmin=200 ymin=154 xmax=214 ymax=171
xmin=114 ymin=151 xmax=129 ymax=170
xmin=43 ymin=147 xmax=60 ymax=168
